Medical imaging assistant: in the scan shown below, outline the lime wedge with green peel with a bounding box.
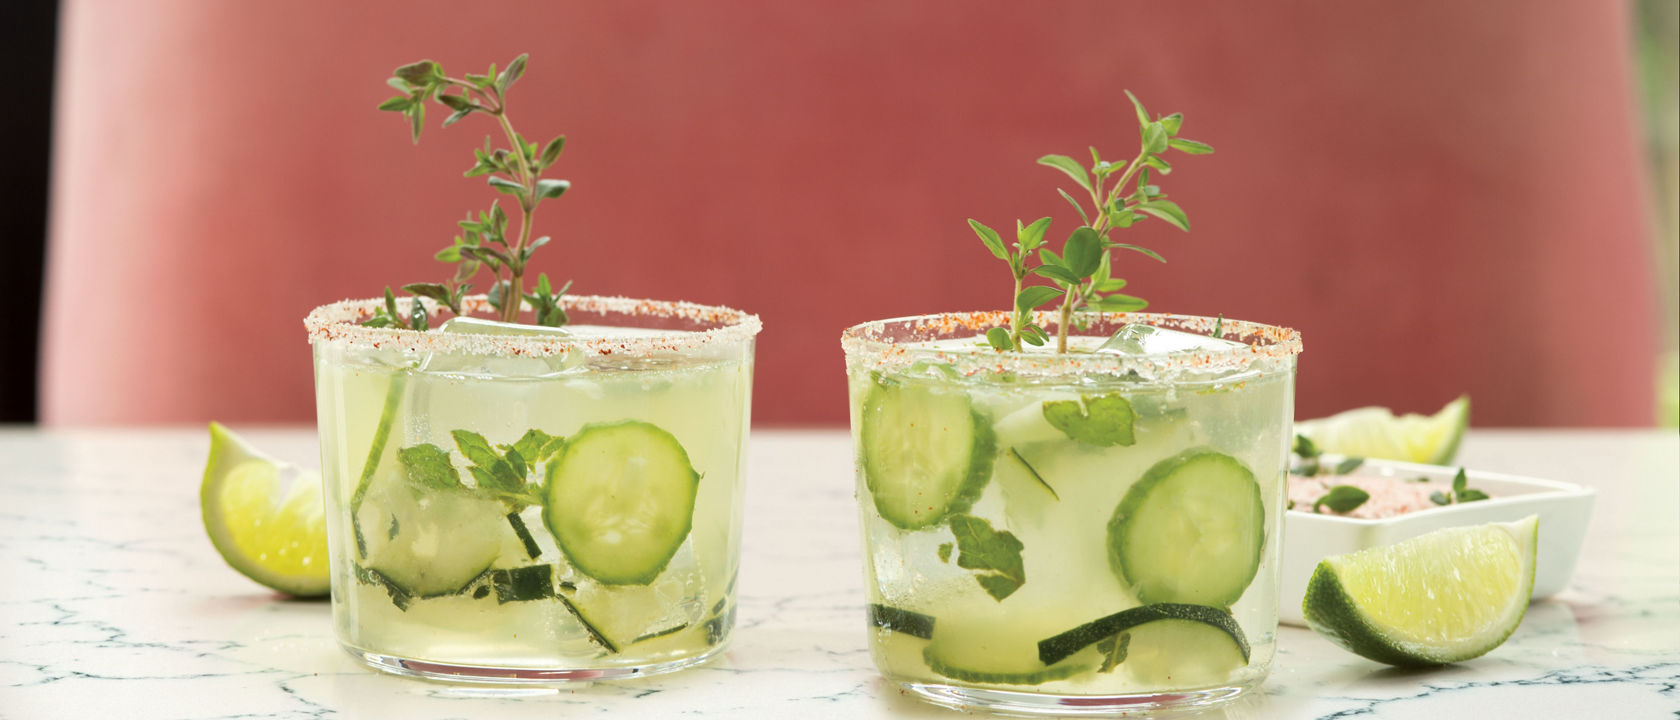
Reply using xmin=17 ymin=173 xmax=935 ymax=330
xmin=1303 ymin=515 xmax=1537 ymax=667
xmin=1294 ymin=395 xmax=1469 ymax=465
xmin=201 ymin=422 xmax=330 ymax=597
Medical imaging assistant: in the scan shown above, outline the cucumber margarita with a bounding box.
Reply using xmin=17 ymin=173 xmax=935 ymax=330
xmin=843 ymin=312 xmax=1300 ymax=714
xmin=308 ymin=295 xmax=758 ymax=682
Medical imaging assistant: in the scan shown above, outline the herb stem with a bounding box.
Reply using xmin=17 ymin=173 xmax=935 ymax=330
xmin=1052 ymin=147 xmax=1149 ymax=353
xmin=488 ymin=96 xmax=540 ymax=323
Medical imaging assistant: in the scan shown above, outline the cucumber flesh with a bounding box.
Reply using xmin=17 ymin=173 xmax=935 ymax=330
xmin=921 ymin=614 xmax=1093 ymax=686
xmin=1123 ymin=616 xmax=1249 ymax=687
xmin=1108 ymin=449 xmax=1264 ymax=606
xmin=354 ymin=467 xmax=506 ymax=598
xmin=544 ymin=421 xmax=700 ymax=586
xmin=860 ymin=379 xmax=995 ymax=530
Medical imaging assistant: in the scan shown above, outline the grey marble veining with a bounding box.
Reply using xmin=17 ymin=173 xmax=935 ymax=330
xmin=0 ymin=428 xmax=1675 ymax=719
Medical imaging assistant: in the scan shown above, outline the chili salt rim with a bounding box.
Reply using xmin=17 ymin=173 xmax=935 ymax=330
xmin=305 ymin=294 xmax=760 ymax=358
xmin=840 ymin=311 xmax=1302 ymax=379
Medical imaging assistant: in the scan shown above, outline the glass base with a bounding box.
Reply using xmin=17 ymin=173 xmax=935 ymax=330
xmin=899 ymin=678 xmax=1259 ymax=717
xmin=344 ymin=642 xmax=726 ymax=686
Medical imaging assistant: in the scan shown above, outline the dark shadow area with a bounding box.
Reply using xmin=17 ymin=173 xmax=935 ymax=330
xmin=0 ymin=1 xmax=57 ymax=423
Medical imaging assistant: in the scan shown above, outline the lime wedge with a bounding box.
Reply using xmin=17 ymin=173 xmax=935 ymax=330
xmin=1303 ymin=516 xmax=1537 ymax=666
xmin=1294 ymin=395 xmax=1469 ymax=465
xmin=201 ymin=423 xmax=330 ymax=597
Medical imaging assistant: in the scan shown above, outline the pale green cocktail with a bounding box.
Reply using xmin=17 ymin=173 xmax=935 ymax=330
xmin=843 ymin=312 xmax=1300 ymax=715
xmin=307 ymin=294 xmax=758 ymax=682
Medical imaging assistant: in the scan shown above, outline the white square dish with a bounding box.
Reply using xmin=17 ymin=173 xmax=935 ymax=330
xmin=1279 ymin=458 xmax=1596 ymax=626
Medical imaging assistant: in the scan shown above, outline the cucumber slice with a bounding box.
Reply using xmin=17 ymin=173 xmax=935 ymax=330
xmin=1037 ymin=603 xmax=1250 ymax=666
xmin=543 ymin=421 xmax=700 ymax=586
xmin=860 ymin=379 xmax=995 ymax=530
xmin=920 ymin=612 xmax=1094 ymax=686
xmin=1107 ymin=449 xmax=1264 ymax=606
xmin=869 ymin=603 xmax=936 ymax=639
xmin=354 ymin=467 xmax=506 ymax=598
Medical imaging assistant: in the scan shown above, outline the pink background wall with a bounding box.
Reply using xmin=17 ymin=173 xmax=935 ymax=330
xmin=43 ymin=1 xmax=1659 ymax=427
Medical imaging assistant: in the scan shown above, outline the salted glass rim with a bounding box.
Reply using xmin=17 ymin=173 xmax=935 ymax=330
xmin=305 ymin=293 xmax=761 ymax=358
xmin=840 ymin=311 xmax=1302 ymax=379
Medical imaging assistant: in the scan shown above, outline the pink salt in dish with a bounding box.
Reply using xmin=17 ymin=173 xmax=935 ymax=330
xmin=1286 ymin=472 xmax=1476 ymax=519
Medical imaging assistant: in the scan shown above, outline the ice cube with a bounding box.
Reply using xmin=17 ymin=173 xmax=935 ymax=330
xmin=438 ymin=316 xmax=573 ymax=338
xmin=1095 ymin=323 xmax=1245 ymax=356
xmin=417 ymin=317 xmax=585 ymax=377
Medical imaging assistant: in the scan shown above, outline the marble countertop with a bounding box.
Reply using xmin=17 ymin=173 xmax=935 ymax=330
xmin=1 ymin=428 xmax=1675 ymax=719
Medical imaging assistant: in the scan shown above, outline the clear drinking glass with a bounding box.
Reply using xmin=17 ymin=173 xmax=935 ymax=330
xmin=306 ymin=294 xmax=759 ymax=683
xmin=841 ymin=311 xmax=1301 ymax=715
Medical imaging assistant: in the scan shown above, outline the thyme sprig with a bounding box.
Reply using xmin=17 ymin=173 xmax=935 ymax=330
xmin=971 ymin=91 xmax=1212 ymax=353
xmin=364 ymin=54 xmax=572 ymax=329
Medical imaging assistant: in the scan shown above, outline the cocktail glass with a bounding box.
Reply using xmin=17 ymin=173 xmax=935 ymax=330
xmin=841 ymin=311 xmax=1301 ymax=715
xmin=306 ymin=294 xmax=759 ymax=683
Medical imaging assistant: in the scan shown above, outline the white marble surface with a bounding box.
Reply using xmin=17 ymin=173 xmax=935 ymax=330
xmin=0 ymin=428 xmax=1675 ymax=719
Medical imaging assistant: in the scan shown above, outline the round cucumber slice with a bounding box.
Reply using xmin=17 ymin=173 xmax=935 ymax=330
xmin=355 ymin=465 xmax=505 ymax=598
xmin=1107 ymin=450 xmax=1264 ymax=606
xmin=544 ymin=421 xmax=700 ymax=586
xmin=860 ymin=379 xmax=994 ymax=530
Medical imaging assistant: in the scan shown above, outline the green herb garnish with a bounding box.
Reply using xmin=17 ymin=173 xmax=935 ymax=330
xmin=1042 ymin=393 xmax=1137 ymax=447
xmin=368 ymin=55 xmax=573 ymax=328
xmin=1313 ymin=485 xmax=1371 ymax=514
xmin=972 ymin=91 xmax=1212 ymax=353
xmin=1431 ymin=468 xmax=1490 ymax=505
xmin=948 ymin=514 xmax=1027 ymax=601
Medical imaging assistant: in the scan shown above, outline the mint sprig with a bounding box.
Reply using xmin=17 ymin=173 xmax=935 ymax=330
xmin=367 ymin=55 xmax=573 ymax=329
xmin=973 ymin=91 xmax=1213 ymax=353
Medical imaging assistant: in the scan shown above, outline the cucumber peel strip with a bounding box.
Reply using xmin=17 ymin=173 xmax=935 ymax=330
xmin=1037 ymin=603 xmax=1250 ymax=666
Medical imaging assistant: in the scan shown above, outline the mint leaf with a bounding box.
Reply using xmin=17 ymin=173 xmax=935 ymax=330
xmin=452 ymin=429 xmax=525 ymax=495
xmin=397 ymin=443 xmax=461 ymax=490
xmin=1037 ymin=154 xmax=1091 ymax=192
xmin=1293 ymin=433 xmax=1320 ymax=459
xmin=1313 ymin=485 xmax=1370 ymax=514
xmin=1041 ymin=393 xmax=1136 ymax=447
xmin=510 ymin=429 xmax=557 ymax=467
xmin=1031 ymin=264 xmax=1082 ymax=285
xmin=985 ymin=327 xmax=1013 ymax=351
xmin=948 ymin=514 xmax=1026 ymax=601
xmin=1015 ymin=285 xmax=1064 ymax=311
xmin=1136 ymin=199 xmax=1190 ymax=232
xmin=1017 ymin=217 xmax=1052 ymax=252
xmin=969 ymin=219 xmax=1008 ymax=261
xmin=1169 ymin=138 xmax=1214 ymax=154
xmin=1452 ymin=468 xmax=1469 ymax=495
xmin=937 ymin=542 xmax=953 ymax=563
xmin=1062 ymin=227 xmax=1103 ymax=278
